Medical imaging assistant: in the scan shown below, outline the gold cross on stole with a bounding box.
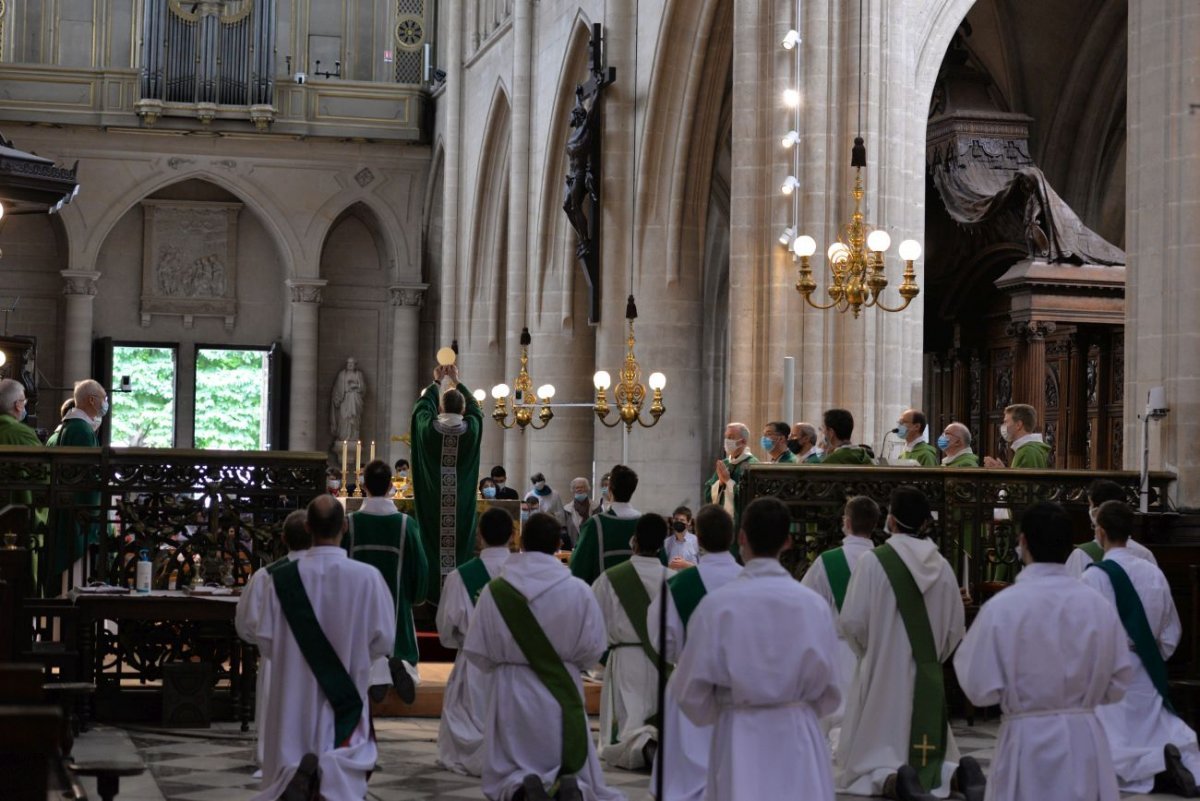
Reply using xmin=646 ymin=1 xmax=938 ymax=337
xmin=913 ymin=734 xmax=936 ymax=766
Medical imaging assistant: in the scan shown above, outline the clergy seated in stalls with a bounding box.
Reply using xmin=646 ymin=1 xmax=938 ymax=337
xmin=239 ymin=494 xmax=396 ymax=801
xmin=834 ymin=486 xmax=973 ymax=800
xmin=235 ymin=509 xmax=311 ymax=778
xmin=436 ymin=507 xmax=515 ymax=777
xmin=1065 ymin=478 xmax=1158 ymax=579
xmin=936 ymin=422 xmax=979 ymax=467
xmin=1082 ymin=501 xmax=1200 ymax=797
xmin=800 ymin=494 xmax=881 ymax=745
xmin=952 ymin=500 xmax=1133 ymax=801
xmin=345 ymin=458 xmax=429 ymax=704
xmin=897 ymin=409 xmax=938 ymax=466
xmin=569 ymin=464 xmax=641 ymax=585
xmin=646 ymin=503 xmax=741 ymax=801
xmin=819 ymin=408 xmax=874 ymax=465
xmin=983 ymin=403 xmax=1051 ymax=469
xmin=462 ymin=512 xmax=622 ymax=801
xmin=410 ymin=363 xmax=483 ymax=604
xmin=592 ymin=513 xmax=670 ymax=770
xmin=672 ymin=496 xmax=841 ymax=801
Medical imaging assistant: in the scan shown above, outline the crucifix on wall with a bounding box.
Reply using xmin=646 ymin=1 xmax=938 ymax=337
xmin=562 ymin=23 xmax=615 ymax=324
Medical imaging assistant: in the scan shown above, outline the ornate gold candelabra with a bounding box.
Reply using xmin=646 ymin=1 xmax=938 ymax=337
xmin=593 ymin=296 xmax=666 ymax=431
xmin=491 ymin=327 xmax=554 ymax=432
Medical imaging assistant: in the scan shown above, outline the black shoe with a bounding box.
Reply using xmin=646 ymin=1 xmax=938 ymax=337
xmin=641 ymin=739 xmax=658 ymax=770
xmin=279 ymin=752 xmax=319 ymax=801
xmin=368 ymin=683 xmax=389 ymax=703
xmin=954 ymin=756 xmax=987 ymax=801
xmin=894 ymin=765 xmax=938 ymax=801
xmin=389 ymin=657 xmax=417 ymax=704
xmin=1155 ymin=744 xmax=1199 ymax=797
xmin=557 ymin=775 xmax=583 ymax=801
xmin=519 ymin=773 xmax=552 ymax=801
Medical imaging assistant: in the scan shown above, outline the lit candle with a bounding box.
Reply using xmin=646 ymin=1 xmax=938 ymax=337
xmin=370 ymin=440 xmax=376 ymax=463
xmin=341 ymin=440 xmax=348 ymax=485
xmin=355 ymin=440 xmax=362 ymax=478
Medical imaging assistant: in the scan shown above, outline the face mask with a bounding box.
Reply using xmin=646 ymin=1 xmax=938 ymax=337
xmin=573 ymin=492 xmax=589 ymax=503
xmin=482 ymin=486 xmax=497 ymax=499
xmin=896 ymin=423 xmax=910 ymax=439
xmin=1089 ymin=506 xmax=1099 ymax=527
xmin=100 ymin=399 xmax=110 ymax=417
xmin=999 ymin=424 xmax=1012 ymax=443
xmin=936 ymin=435 xmax=951 ymax=451
xmin=534 ymin=480 xmax=546 ymax=491
xmin=494 ymin=480 xmax=505 ymax=488
xmin=398 ymin=470 xmax=408 ymax=479
xmin=671 ymin=520 xmax=687 ymax=533
xmin=520 ymin=511 xmax=530 ymax=523
xmin=18 ymin=405 xmax=27 ymax=423
xmin=760 ymin=436 xmax=775 ymax=452
xmin=328 ymin=480 xmax=341 ymax=491
xmin=787 ymin=438 xmax=803 ymax=454
xmin=723 ymin=438 xmax=740 ymax=455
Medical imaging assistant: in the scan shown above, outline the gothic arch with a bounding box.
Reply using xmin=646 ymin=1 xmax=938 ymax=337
xmin=317 ymin=202 xmax=391 ymax=281
xmin=306 ymin=193 xmax=411 ymax=281
xmin=466 ymin=82 xmax=511 ymax=346
xmin=913 ymin=0 xmax=979 ymax=107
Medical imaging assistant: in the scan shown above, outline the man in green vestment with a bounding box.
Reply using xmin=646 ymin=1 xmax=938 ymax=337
xmin=761 ymin=421 xmax=797 ymax=463
xmin=46 ymin=379 xmax=107 ymax=588
xmin=0 ymin=378 xmax=44 ymax=512
xmin=345 ymin=459 xmax=428 ymax=703
xmin=702 ymin=422 xmax=758 ymax=537
xmin=897 ymin=409 xmax=938 ymax=466
xmin=936 ymin=422 xmax=979 ymax=467
xmin=984 ymin=403 xmax=1051 ymax=469
xmin=819 ymin=408 xmax=874 ymax=465
xmin=410 ymin=364 xmax=482 ymax=604
xmin=570 ymin=464 xmax=641 ymax=585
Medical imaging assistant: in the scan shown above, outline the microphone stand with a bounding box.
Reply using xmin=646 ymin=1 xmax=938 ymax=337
xmin=654 ymin=566 xmax=668 ymax=800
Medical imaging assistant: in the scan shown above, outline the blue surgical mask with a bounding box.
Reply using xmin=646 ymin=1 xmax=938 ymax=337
xmin=18 ymin=405 xmax=27 ymax=423
xmin=574 ymin=492 xmax=589 ymax=502
xmin=100 ymin=399 xmax=110 ymax=417
xmin=482 ymin=486 xmax=496 ymax=499
xmin=760 ymin=436 xmax=775 ymax=452
xmin=520 ymin=511 xmax=530 ymax=523
xmin=936 ymin=435 xmax=951 ymax=451
xmin=896 ymin=423 xmax=910 ymax=439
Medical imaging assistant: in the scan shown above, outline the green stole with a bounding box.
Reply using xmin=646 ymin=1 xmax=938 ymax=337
xmin=457 ymin=557 xmax=491 ymax=605
xmin=607 ymin=560 xmax=664 ymax=669
xmin=489 ymin=578 xmax=587 ymax=777
xmin=821 ymin=548 xmax=852 ymax=612
xmin=874 ymin=543 xmax=948 ymax=790
xmin=270 ymin=559 xmax=362 ymax=747
xmin=1076 ymin=540 xmax=1103 ymax=562
xmin=667 ymin=566 xmax=707 ymax=629
xmin=1088 ymin=559 xmax=1176 ymax=714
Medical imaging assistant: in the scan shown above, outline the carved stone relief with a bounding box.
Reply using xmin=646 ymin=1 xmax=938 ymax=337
xmin=140 ymin=200 xmax=241 ymax=330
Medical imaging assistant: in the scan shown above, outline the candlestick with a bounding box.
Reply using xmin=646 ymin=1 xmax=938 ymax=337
xmin=354 ymin=440 xmax=362 ymax=497
xmin=370 ymin=440 xmax=375 ymax=463
xmin=340 ymin=440 xmax=349 ymax=498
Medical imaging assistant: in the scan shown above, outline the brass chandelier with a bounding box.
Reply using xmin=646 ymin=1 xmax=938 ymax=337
xmin=592 ymin=296 xmax=665 ymax=431
xmin=490 ymin=328 xmax=555 ymax=432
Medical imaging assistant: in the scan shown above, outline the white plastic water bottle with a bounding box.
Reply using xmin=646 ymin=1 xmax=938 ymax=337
xmin=136 ymin=549 xmax=152 ymax=593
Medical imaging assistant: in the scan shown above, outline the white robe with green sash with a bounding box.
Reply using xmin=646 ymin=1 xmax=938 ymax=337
xmin=240 ymin=546 xmax=395 ymax=801
xmin=436 ymin=545 xmax=512 ymax=776
xmin=835 ymin=534 xmax=964 ymax=797
xmin=593 ymin=554 xmax=667 ymax=769
xmin=463 ymin=551 xmax=624 ymax=801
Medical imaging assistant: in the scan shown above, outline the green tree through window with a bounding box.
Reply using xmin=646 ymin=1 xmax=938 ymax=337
xmin=194 ymin=348 xmax=269 ymax=450
xmin=111 ymin=346 xmax=177 ymax=447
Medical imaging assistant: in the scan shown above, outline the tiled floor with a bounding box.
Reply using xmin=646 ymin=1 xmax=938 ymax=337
xmin=69 ymin=717 xmax=1179 ymax=801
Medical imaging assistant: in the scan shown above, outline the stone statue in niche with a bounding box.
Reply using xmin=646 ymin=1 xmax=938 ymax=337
xmin=331 ymin=357 xmax=366 ymax=445
xmin=140 ymin=200 xmax=241 ymax=330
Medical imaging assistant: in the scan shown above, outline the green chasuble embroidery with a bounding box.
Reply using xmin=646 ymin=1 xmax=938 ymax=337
xmin=667 ymin=566 xmax=707 ymax=629
xmin=874 ymin=543 xmax=949 ymax=791
xmin=1076 ymin=540 xmax=1103 ymax=563
xmin=456 ymin=557 xmax=491 ymax=605
xmin=489 ymin=578 xmax=588 ymax=777
xmin=270 ymin=560 xmax=362 ymax=747
xmin=1088 ymin=559 xmax=1176 ymax=714
xmin=820 ymin=548 xmax=852 ymax=612
xmin=346 ymin=511 xmax=429 ymax=665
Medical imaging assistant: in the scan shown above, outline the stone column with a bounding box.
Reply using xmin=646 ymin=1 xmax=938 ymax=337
xmin=388 ymin=284 xmax=427 ymax=465
xmin=1125 ymin=2 xmax=1200 ymax=505
xmin=287 ymin=279 xmax=326 ymax=451
xmin=1007 ymin=320 xmax=1055 ymax=436
xmin=60 ymin=270 xmax=100 ymax=393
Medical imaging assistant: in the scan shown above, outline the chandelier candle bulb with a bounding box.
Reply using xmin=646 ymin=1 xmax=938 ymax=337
xmin=866 ymin=229 xmax=891 ymax=253
xmin=898 ymin=239 xmax=922 ymax=262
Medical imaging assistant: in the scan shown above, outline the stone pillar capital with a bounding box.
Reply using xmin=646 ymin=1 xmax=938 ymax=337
xmin=287 ymin=278 xmax=328 ymax=305
xmin=1006 ymin=320 xmax=1056 ymax=342
xmin=389 ymin=283 xmax=429 ymax=308
xmin=60 ymin=270 xmax=101 ymax=296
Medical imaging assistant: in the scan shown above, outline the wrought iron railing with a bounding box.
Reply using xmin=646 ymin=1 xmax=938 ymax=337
xmin=741 ymin=464 xmax=1175 ymax=595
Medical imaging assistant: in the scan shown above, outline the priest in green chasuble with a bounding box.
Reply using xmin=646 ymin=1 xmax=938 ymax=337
xmin=410 ymin=364 xmax=483 ymax=604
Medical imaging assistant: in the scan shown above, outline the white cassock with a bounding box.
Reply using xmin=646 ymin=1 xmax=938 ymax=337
xmin=800 ymin=533 xmax=876 ymax=745
xmin=645 ymin=551 xmax=743 ymax=801
xmin=953 ymin=562 xmax=1133 ymax=801
xmin=673 ymin=558 xmax=841 ymax=801
xmin=239 ymin=545 xmax=395 ymax=801
xmin=463 ymin=551 xmax=625 ymax=801
xmin=835 ymin=534 xmax=965 ymax=797
xmin=234 ymin=549 xmax=308 ymax=769
xmin=593 ymin=554 xmax=667 ymax=769
xmin=436 ymin=545 xmax=512 ymax=776
xmin=1082 ymin=546 xmax=1200 ymax=793
xmin=1064 ymin=536 xmax=1156 ymax=579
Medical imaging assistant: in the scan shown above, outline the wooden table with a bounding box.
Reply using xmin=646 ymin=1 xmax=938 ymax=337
xmin=69 ymin=590 xmax=255 ymax=730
